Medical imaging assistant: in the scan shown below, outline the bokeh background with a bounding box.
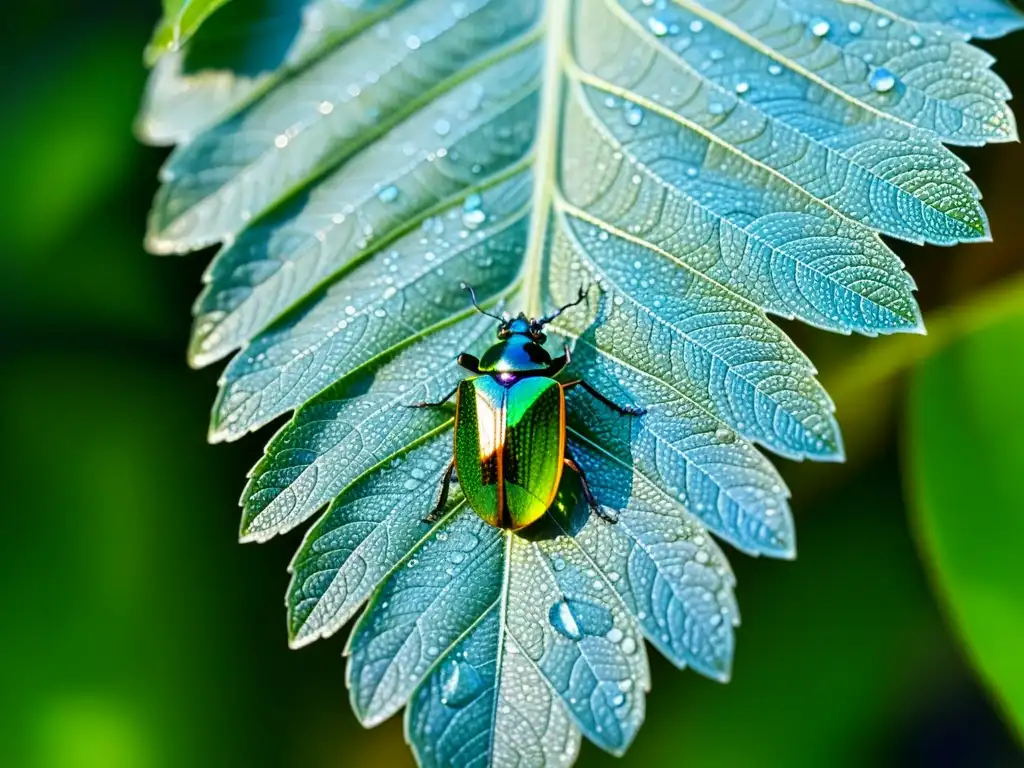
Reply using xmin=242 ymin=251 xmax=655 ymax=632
xmin=1 ymin=2 xmax=1022 ymax=767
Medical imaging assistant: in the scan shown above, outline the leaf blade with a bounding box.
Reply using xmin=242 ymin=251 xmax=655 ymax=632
xmin=907 ymin=312 xmax=1024 ymax=740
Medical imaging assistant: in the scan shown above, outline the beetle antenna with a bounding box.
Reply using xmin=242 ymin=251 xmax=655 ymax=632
xmin=537 ymin=285 xmax=590 ymax=326
xmin=461 ymin=282 xmax=504 ymax=321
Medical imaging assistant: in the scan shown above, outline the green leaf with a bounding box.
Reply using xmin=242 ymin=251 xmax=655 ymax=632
xmin=141 ymin=0 xmax=1020 ymax=762
xmin=145 ymin=0 xmax=236 ymax=65
xmin=906 ymin=312 xmax=1024 ymax=741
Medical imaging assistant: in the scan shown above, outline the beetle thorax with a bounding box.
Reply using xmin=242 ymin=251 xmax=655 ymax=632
xmin=478 ymin=334 xmax=553 ymax=382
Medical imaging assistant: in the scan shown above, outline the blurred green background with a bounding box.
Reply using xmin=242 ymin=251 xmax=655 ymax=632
xmin=2 ymin=3 xmax=1023 ymax=767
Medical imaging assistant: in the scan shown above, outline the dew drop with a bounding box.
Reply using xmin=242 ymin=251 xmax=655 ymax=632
xmin=549 ymin=600 xmax=580 ymax=640
xmin=848 ymin=21 xmax=863 ymax=35
xmin=377 ymin=185 xmax=399 ymax=203
xmin=434 ymin=118 xmax=451 ymax=136
xmin=548 ymin=599 xmax=613 ymax=641
xmin=461 ymin=194 xmax=486 ymax=229
xmin=715 ymin=426 xmax=735 ymax=443
xmin=809 ymin=17 xmax=831 ymax=37
xmin=647 ymin=17 xmax=668 ymax=37
xmin=440 ymin=658 xmax=485 ymax=708
xmin=624 ymin=103 xmax=644 ymax=126
xmin=869 ymin=67 xmax=899 ymax=93
xmin=908 ymin=33 xmax=923 ymax=48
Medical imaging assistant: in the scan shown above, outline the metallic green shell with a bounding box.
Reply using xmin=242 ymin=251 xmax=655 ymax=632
xmin=454 ymin=375 xmax=565 ymax=530
xmin=478 ymin=336 xmax=551 ymax=374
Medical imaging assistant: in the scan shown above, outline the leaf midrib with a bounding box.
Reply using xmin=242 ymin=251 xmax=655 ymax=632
xmin=521 ymin=0 xmax=570 ymax=317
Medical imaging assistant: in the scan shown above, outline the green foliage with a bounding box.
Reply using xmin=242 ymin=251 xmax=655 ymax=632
xmin=139 ymin=0 xmax=1023 ymax=763
xmin=145 ymin=0 xmax=235 ymax=64
xmin=907 ymin=312 xmax=1024 ymax=742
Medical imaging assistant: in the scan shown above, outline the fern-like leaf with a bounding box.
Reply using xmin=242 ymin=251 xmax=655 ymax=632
xmin=140 ymin=0 xmax=1021 ymax=762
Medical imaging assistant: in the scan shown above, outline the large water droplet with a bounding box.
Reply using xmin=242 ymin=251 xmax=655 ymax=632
xmin=809 ymin=17 xmax=831 ymax=37
xmin=461 ymin=194 xmax=486 ymax=229
xmin=440 ymin=658 xmax=485 ymax=708
xmin=462 ymin=209 xmax=486 ymax=228
xmin=869 ymin=67 xmax=899 ymax=93
xmin=549 ymin=600 xmax=580 ymax=640
xmin=714 ymin=426 xmax=735 ymax=443
xmin=623 ymin=102 xmax=644 ymax=126
xmin=548 ymin=599 xmax=614 ymax=640
xmin=647 ymin=17 xmax=668 ymax=37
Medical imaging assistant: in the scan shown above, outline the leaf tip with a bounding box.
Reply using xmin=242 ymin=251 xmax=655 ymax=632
xmin=709 ymin=664 xmax=732 ymax=684
xmin=812 ymin=416 xmax=846 ymax=464
xmin=186 ymin=342 xmax=210 ymax=370
xmin=287 ymin=628 xmax=315 ymax=651
xmin=207 ymin=421 xmax=229 ymax=444
xmin=238 ymin=521 xmax=265 ymax=544
xmin=901 ymin=303 xmax=927 ymax=338
xmin=770 ymin=536 xmax=797 ymax=561
xmin=143 ymin=223 xmax=182 ymax=256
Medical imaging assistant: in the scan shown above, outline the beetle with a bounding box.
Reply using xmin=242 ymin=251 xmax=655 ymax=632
xmin=409 ymin=285 xmax=644 ymax=531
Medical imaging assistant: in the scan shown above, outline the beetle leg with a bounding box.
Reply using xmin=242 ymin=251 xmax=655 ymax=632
xmin=406 ymin=384 xmax=459 ymax=409
xmin=542 ymin=344 xmax=571 ymax=377
xmin=423 ymin=460 xmax=456 ymax=524
xmin=457 ymin=353 xmax=481 ymax=373
xmin=564 ymin=454 xmax=619 ymax=524
xmin=561 ymin=379 xmax=646 ymax=417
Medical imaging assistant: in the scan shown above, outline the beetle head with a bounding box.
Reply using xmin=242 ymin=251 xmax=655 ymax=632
xmin=496 ymin=313 xmax=547 ymax=343
xmin=461 ymin=283 xmax=590 ymax=344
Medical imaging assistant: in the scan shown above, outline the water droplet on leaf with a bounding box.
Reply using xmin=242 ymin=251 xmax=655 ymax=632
xmin=809 ymin=17 xmax=831 ymax=37
xmin=869 ymin=67 xmax=899 ymax=93
xmin=440 ymin=658 xmax=485 ymax=708
xmin=647 ymin=17 xmax=668 ymax=37
xmin=548 ymin=599 xmax=614 ymax=641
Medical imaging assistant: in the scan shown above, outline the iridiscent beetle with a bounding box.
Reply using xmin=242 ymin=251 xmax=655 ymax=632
xmin=410 ymin=286 xmax=645 ymax=531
